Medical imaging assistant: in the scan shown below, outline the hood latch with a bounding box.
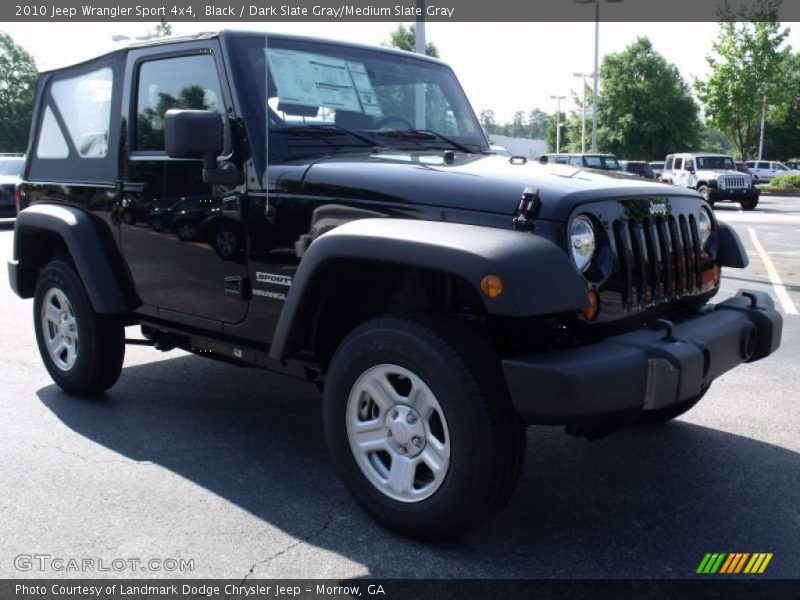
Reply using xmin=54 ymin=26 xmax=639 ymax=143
xmin=512 ymin=186 xmax=541 ymax=232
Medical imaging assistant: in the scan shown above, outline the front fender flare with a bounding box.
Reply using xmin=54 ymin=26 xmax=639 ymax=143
xmin=269 ymin=218 xmax=588 ymax=360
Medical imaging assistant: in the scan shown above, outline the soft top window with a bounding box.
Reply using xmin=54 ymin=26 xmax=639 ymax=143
xmin=28 ymin=54 xmax=120 ymax=184
xmin=49 ymin=68 xmax=112 ymax=158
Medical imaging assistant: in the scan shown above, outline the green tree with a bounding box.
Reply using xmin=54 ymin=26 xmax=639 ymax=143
xmin=546 ymin=111 xmax=570 ymax=152
xmin=0 ymin=32 xmax=37 ymax=153
xmin=700 ymin=126 xmax=736 ymax=155
xmin=695 ymin=0 xmax=792 ymax=160
xmin=597 ymin=37 xmax=700 ymax=160
xmin=386 ymin=24 xmax=439 ymax=58
xmin=763 ymin=53 xmax=800 ymax=160
xmin=152 ymin=20 xmax=173 ymax=38
xmin=526 ymin=109 xmax=550 ymax=139
xmin=479 ymin=109 xmax=500 ymax=134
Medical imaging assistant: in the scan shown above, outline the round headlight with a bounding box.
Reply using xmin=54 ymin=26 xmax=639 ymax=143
xmin=570 ymin=215 xmax=596 ymax=272
xmin=698 ymin=208 xmax=712 ymax=245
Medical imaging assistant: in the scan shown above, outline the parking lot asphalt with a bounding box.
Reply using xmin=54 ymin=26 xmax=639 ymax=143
xmin=0 ymin=195 xmax=798 ymax=580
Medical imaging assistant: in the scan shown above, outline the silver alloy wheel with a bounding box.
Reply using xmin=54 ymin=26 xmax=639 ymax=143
xmin=41 ymin=287 xmax=79 ymax=371
xmin=215 ymin=230 xmax=237 ymax=257
xmin=346 ymin=364 xmax=451 ymax=503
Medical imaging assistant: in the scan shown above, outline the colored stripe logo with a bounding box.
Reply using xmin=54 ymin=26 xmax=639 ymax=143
xmin=696 ymin=552 xmax=773 ymax=574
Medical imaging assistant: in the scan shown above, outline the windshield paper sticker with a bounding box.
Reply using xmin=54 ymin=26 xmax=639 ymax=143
xmin=346 ymin=61 xmax=383 ymax=117
xmin=267 ymin=49 xmax=363 ymax=113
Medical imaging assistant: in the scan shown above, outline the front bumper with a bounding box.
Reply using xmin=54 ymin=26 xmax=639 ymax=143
xmin=709 ymin=187 xmax=759 ymax=202
xmin=503 ymin=290 xmax=782 ymax=424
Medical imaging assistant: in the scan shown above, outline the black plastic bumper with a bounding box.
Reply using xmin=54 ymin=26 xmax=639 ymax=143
xmin=502 ymin=290 xmax=782 ymax=424
xmin=709 ymin=187 xmax=759 ymax=202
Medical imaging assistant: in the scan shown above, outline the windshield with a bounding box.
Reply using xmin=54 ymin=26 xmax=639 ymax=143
xmin=696 ymin=156 xmax=735 ymax=170
xmin=0 ymin=158 xmax=24 ymax=177
xmin=243 ymin=37 xmax=488 ymax=161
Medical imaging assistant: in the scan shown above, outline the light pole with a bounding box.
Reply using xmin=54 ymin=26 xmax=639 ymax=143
xmin=573 ymin=72 xmax=593 ymax=153
xmin=550 ymin=95 xmax=566 ymax=153
xmin=575 ymin=0 xmax=624 ymax=152
xmin=758 ymin=94 xmax=767 ymax=160
xmin=415 ymin=0 xmax=427 ymax=128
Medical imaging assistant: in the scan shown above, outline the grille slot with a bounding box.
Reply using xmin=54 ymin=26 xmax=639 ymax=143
xmin=614 ymin=214 xmax=704 ymax=310
xmin=720 ymin=175 xmax=747 ymax=189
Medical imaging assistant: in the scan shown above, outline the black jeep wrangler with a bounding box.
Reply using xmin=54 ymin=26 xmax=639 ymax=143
xmin=8 ymin=31 xmax=782 ymax=540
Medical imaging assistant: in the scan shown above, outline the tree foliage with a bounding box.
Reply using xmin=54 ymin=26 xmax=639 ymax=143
xmin=0 ymin=32 xmax=37 ymax=153
xmin=695 ymin=0 xmax=792 ymax=160
xmin=152 ymin=20 xmax=173 ymax=38
xmin=546 ymin=111 xmax=570 ymax=153
xmin=763 ymin=52 xmax=800 ymax=160
xmin=597 ymin=37 xmax=701 ymax=160
xmin=386 ymin=24 xmax=439 ymax=58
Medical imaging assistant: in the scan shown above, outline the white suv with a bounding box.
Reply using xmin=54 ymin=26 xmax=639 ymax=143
xmin=745 ymin=160 xmax=799 ymax=182
xmin=663 ymin=153 xmax=759 ymax=210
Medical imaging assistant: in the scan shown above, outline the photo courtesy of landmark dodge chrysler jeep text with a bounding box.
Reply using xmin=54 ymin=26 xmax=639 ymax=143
xmin=8 ymin=32 xmax=783 ymax=540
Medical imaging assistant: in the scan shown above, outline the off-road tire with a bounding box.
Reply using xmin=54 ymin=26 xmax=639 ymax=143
xmin=33 ymin=259 xmax=125 ymax=395
xmin=323 ymin=314 xmax=525 ymax=541
xmin=740 ymin=197 xmax=758 ymax=211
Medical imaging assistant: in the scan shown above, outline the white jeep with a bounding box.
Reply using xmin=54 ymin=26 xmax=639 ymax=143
xmin=662 ymin=153 xmax=760 ymax=210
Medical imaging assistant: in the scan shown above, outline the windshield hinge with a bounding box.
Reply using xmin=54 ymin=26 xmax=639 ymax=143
xmin=512 ymin=187 xmax=541 ymax=232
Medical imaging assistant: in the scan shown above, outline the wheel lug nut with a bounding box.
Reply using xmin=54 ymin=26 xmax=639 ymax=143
xmin=391 ymin=410 xmax=398 ymax=420
xmin=398 ymin=446 xmax=407 ymax=454
xmin=387 ymin=429 xmax=392 ymax=437
xmin=411 ymin=436 xmax=422 ymax=447
xmin=406 ymin=413 xmax=417 ymax=424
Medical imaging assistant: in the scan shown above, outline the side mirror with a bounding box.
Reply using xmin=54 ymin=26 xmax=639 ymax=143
xmin=164 ymin=109 xmax=238 ymax=186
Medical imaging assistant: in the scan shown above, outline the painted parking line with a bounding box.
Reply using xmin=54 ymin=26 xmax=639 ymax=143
xmin=748 ymin=227 xmax=798 ymax=315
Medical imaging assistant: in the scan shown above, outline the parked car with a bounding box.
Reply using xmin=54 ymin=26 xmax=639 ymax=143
xmin=0 ymin=153 xmax=25 ymax=218
xmin=663 ymin=153 xmax=759 ymax=209
xmin=650 ymin=161 xmax=666 ymax=181
xmin=784 ymin=159 xmax=800 ymax=171
xmin=539 ymin=153 xmax=622 ymax=171
xmin=8 ymin=31 xmax=783 ymax=541
xmin=619 ymin=160 xmax=656 ymax=179
xmin=745 ymin=160 xmax=799 ymax=182
xmin=735 ymin=161 xmax=755 ymax=185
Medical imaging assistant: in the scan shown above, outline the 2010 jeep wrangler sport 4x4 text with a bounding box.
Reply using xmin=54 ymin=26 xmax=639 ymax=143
xmin=8 ymin=32 xmax=783 ymax=540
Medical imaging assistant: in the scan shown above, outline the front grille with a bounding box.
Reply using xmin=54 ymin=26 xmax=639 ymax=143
xmin=613 ymin=214 xmax=704 ymax=311
xmin=719 ymin=175 xmax=747 ymax=189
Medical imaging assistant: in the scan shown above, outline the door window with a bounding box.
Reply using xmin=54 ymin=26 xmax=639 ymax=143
xmin=135 ymin=54 xmax=226 ymax=152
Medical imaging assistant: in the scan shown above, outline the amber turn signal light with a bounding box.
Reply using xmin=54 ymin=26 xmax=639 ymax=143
xmin=480 ymin=275 xmax=503 ymax=298
xmin=582 ymin=290 xmax=599 ymax=321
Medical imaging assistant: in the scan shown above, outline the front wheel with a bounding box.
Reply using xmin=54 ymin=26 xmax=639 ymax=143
xmin=741 ymin=196 xmax=759 ymax=211
xmin=323 ymin=315 xmax=525 ymax=541
xmin=33 ymin=259 xmax=125 ymax=395
xmin=697 ymin=185 xmax=710 ymax=202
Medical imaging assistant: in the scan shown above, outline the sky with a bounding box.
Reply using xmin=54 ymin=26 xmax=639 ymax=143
xmin=3 ymin=20 xmax=800 ymax=123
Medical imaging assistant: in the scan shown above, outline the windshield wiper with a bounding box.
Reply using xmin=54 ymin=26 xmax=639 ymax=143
xmin=274 ymin=124 xmax=379 ymax=147
xmin=372 ymin=129 xmax=474 ymax=154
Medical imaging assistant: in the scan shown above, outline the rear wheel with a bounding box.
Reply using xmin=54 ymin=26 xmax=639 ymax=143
xmin=33 ymin=259 xmax=125 ymax=395
xmin=323 ymin=315 xmax=525 ymax=541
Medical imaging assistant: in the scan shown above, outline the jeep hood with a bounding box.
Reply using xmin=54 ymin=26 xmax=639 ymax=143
xmin=282 ymin=151 xmax=693 ymax=221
